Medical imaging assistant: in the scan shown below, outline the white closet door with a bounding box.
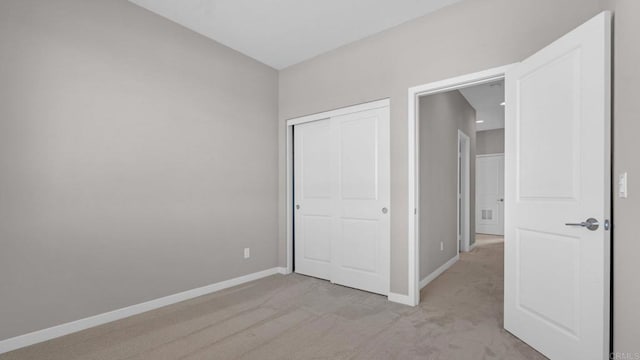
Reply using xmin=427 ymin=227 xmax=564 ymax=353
xmin=476 ymin=154 xmax=504 ymax=236
xmin=294 ymin=119 xmax=333 ymax=280
xmin=331 ymin=107 xmax=390 ymax=295
xmin=293 ymin=104 xmax=390 ymax=295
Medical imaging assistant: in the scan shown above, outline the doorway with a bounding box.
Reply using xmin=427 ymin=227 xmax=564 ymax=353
xmin=476 ymin=154 xmax=505 ymax=236
xmin=416 ymin=79 xmax=504 ymax=289
xmin=409 ymin=66 xmax=509 ymax=307
xmin=457 ymin=131 xmax=471 ymax=252
xmin=459 ymin=80 xmax=506 ymax=238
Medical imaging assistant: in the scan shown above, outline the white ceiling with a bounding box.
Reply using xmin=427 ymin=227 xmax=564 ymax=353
xmin=129 ymin=0 xmax=463 ymax=69
xmin=459 ymin=80 xmax=505 ymax=132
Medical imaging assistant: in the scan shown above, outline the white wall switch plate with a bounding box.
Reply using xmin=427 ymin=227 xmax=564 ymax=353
xmin=440 ymin=241 xmax=444 ymax=251
xmin=619 ymin=172 xmax=628 ymax=198
xmin=244 ymin=248 xmax=250 ymax=259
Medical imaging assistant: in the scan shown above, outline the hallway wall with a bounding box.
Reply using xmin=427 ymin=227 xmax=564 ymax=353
xmin=419 ymin=91 xmax=476 ymax=279
xmin=476 ymin=129 xmax=505 ymax=155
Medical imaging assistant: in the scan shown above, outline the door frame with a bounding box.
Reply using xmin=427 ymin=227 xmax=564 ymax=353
xmin=407 ymin=64 xmax=516 ymax=306
xmin=457 ymin=130 xmax=471 ymax=253
xmin=284 ymin=98 xmax=391 ymax=291
xmin=475 ymin=153 xmax=505 ymax=236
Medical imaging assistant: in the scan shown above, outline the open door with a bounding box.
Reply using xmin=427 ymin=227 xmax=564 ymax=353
xmin=504 ymin=11 xmax=611 ymax=360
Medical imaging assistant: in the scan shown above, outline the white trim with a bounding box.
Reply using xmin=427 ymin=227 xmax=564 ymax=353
xmin=457 ymin=130 xmax=471 ymax=253
xmin=469 ymin=241 xmax=477 ymax=252
xmin=387 ymin=292 xmax=414 ymax=306
xmin=407 ymin=83 xmax=419 ymax=306
xmin=420 ymin=255 xmax=459 ymax=289
xmin=285 ymin=99 xmax=391 ymax=294
xmin=408 ymin=64 xmax=516 ymax=306
xmin=0 ymin=267 xmax=284 ymax=355
xmin=476 ymin=152 xmax=505 ymax=158
xmin=286 ymin=98 xmax=390 ymax=126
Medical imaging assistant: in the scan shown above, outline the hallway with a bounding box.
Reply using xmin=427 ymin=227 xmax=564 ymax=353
xmin=417 ymin=234 xmax=546 ymax=359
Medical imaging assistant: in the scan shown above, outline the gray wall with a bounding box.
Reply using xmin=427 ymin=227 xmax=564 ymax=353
xmin=278 ymin=0 xmax=603 ymax=295
xmin=419 ymin=91 xmax=476 ymax=279
xmin=476 ymin=129 xmax=505 ymax=155
xmin=600 ymin=0 xmax=640 ymax=353
xmin=0 ymin=0 xmax=278 ymax=341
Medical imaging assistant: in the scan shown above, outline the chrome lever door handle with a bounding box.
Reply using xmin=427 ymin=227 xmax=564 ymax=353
xmin=565 ymin=218 xmax=599 ymax=231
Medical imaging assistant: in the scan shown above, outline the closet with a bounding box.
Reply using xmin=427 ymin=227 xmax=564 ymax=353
xmin=293 ymin=101 xmax=390 ymax=295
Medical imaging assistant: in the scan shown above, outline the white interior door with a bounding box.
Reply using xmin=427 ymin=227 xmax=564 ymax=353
xmin=504 ymin=11 xmax=611 ymax=360
xmin=476 ymin=154 xmax=504 ymax=236
xmin=293 ymin=104 xmax=390 ymax=295
xmin=331 ymin=107 xmax=390 ymax=295
xmin=294 ymin=119 xmax=333 ymax=280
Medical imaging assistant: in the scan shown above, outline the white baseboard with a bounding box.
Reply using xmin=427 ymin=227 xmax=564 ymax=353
xmin=276 ymin=267 xmax=290 ymax=275
xmin=0 ymin=267 xmax=285 ymax=355
xmin=387 ymin=292 xmax=414 ymax=306
xmin=420 ymin=254 xmax=459 ymax=289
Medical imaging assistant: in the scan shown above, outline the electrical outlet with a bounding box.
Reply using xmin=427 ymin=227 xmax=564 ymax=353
xmin=440 ymin=242 xmax=444 ymax=251
xmin=244 ymin=248 xmax=250 ymax=259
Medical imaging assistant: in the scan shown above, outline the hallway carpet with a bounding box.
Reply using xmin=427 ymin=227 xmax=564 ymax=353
xmin=2 ymin=235 xmax=546 ymax=359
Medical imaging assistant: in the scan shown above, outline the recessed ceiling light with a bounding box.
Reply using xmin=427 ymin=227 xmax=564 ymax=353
xmin=500 ymin=102 xmax=506 ymax=106
xmin=476 ymin=120 xmax=484 ymax=124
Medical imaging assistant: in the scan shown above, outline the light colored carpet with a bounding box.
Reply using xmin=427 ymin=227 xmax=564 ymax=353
xmin=2 ymin=235 xmax=546 ymax=360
